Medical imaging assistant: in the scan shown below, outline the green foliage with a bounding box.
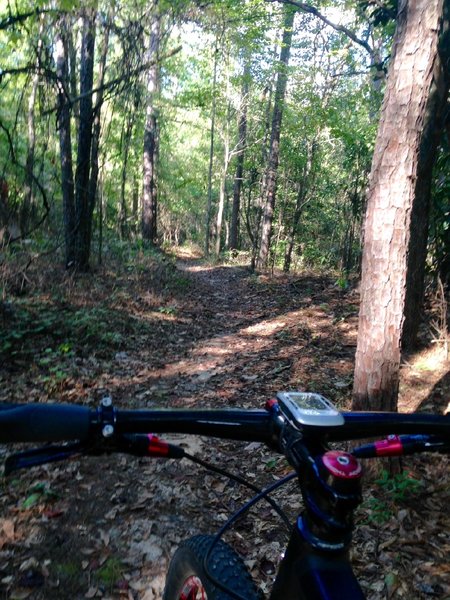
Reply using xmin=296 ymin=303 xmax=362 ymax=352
xmin=429 ymin=144 xmax=450 ymax=280
xmin=157 ymin=304 xmax=177 ymax=315
xmin=55 ymin=561 xmax=81 ymax=582
xmin=0 ymin=0 xmax=393 ymax=274
xmin=2 ymin=303 xmax=119 ymax=357
xmin=375 ymin=469 xmax=422 ymax=502
xmin=357 ymin=0 xmax=398 ymax=28
xmin=21 ymin=482 xmax=58 ymax=510
xmin=361 ymin=469 xmax=423 ymax=524
xmin=334 ymin=276 xmax=349 ymax=290
xmin=362 ymin=496 xmax=393 ymax=524
xmin=96 ymin=557 xmax=124 ymax=588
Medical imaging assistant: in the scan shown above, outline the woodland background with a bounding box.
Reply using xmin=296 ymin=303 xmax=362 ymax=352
xmin=1 ymin=0 xmax=385 ymax=274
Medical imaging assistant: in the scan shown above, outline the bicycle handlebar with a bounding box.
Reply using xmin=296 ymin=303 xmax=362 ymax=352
xmin=0 ymin=403 xmax=277 ymax=444
xmin=2 ymin=402 xmax=450 ymax=446
xmin=0 ymin=403 xmax=91 ymax=443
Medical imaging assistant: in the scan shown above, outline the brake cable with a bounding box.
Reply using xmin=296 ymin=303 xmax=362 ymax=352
xmin=183 ymin=451 xmax=292 ymax=531
xmin=202 ymin=472 xmax=297 ymax=600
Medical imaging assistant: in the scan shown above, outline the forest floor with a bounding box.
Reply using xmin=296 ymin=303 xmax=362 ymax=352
xmin=1 ymin=245 xmax=450 ymax=600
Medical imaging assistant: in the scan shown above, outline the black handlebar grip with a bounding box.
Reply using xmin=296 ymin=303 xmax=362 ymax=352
xmin=0 ymin=403 xmax=92 ymax=443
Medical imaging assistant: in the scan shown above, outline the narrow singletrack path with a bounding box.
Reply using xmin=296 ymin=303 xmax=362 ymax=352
xmin=0 ymin=253 xmax=449 ymax=599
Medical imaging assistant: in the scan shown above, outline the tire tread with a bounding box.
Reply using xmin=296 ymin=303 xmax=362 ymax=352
xmin=163 ymin=534 xmax=262 ymax=600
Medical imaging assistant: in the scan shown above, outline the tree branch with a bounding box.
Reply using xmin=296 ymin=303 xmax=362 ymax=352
xmin=268 ymin=0 xmax=376 ymax=61
xmin=0 ymin=118 xmax=16 ymax=163
xmin=0 ymin=8 xmax=53 ymax=31
xmin=46 ymin=45 xmax=182 ymax=116
xmin=74 ymin=46 xmax=182 ymax=105
xmin=0 ymin=117 xmax=50 ymax=239
xmin=0 ymin=64 xmax=58 ymax=84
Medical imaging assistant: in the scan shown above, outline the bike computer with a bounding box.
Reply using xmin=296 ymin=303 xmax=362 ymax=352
xmin=276 ymin=392 xmax=344 ymax=427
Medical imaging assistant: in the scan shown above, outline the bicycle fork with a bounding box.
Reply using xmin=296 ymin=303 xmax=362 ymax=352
xmin=270 ymin=449 xmax=366 ymax=600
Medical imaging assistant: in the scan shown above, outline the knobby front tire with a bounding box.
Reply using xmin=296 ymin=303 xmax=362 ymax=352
xmin=162 ymin=535 xmax=262 ymax=600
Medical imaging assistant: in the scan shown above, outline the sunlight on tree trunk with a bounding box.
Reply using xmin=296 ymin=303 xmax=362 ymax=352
xmin=215 ymin=52 xmax=232 ymax=257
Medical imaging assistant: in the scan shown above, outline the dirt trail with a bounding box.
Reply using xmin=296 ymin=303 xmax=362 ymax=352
xmin=1 ymin=255 xmax=449 ymax=599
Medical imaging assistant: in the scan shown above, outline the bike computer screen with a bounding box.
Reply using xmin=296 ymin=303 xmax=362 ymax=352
xmin=276 ymin=391 xmax=344 ymax=427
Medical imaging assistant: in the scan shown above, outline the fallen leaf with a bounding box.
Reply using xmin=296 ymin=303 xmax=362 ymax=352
xmin=99 ymin=529 xmax=110 ymax=546
xmin=85 ymin=586 xmax=98 ymax=598
xmin=129 ymin=580 xmax=147 ymax=591
xmin=0 ymin=518 xmax=15 ymax=548
xmin=9 ymin=590 xmax=33 ymax=600
xmin=19 ymin=558 xmax=39 ymax=572
xmin=21 ymin=493 xmax=41 ymax=510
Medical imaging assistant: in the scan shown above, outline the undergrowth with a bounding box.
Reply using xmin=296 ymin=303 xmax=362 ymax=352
xmin=361 ymin=469 xmax=423 ymax=524
xmin=1 ymin=241 xmax=190 ymax=368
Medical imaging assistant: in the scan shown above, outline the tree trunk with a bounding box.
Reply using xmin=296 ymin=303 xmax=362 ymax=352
xmin=55 ymin=23 xmax=76 ymax=269
xmin=283 ymin=182 xmax=304 ymax=274
xmin=132 ymin=183 xmax=139 ymax=234
xmin=120 ymin=99 xmax=136 ymax=239
xmin=120 ymin=120 xmax=131 ymax=239
xmin=86 ymin=16 xmax=109 ymax=263
xmin=215 ymin=85 xmax=232 ymax=256
xmin=230 ymin=62 xmax=250 ymax=251
xmin=250 ymin=76 xmax=275 ymax=271
xmin=215 ymin=143 xmax=229 ymax=256
xmin=284 ymin=140 xmax=317 ymax=272
xmin=142 ymin=5 xmax=161 ymax=246
xmin=402 ymin=7 xmax=450 ymax=349
xmin=22 ymin=18 xmax=44 ymax=235
xmin=256 ymin=5 xmax=295 ymax=269
xmin=67 ymin=30 xmax=79 ymax=122
xmin=98 ymin=175 xmax=103 ymax=265
xmin=353 ymin=0 xmax=450 ymax=411
xmin=73 ymin=9 xmax=96 ymax=271
xmin=204 ymin=40 xmax=219 ymax=256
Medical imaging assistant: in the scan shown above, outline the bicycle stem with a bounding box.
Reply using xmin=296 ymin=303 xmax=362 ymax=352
xmin=270 ymin=427 xmax=365 ymax=600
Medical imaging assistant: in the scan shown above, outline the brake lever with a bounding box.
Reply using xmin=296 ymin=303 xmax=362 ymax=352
xmin=4 ymin=433 xmax=186 ymax=476
xmin=4 ymin=442 xmax=86 ymax=476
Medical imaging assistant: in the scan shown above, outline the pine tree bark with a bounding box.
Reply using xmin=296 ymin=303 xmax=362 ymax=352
xmin=256 ymin=5 xmax=295 ymax=269
xmin=353 ymin=0 xmax=450 ymax=411
xmin=67 ymin=31 xmax=79 ymax=122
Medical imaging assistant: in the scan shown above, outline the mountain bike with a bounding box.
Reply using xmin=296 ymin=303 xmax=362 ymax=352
xmin=1 ymin=392 xmax=450 ymax=599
